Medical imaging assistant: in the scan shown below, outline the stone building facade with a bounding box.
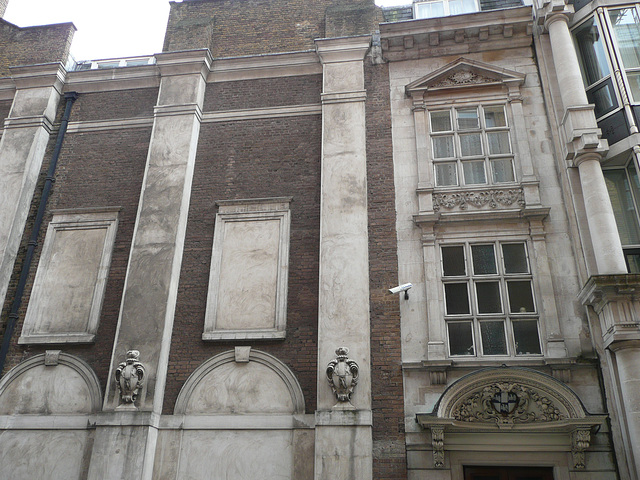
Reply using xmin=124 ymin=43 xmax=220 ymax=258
xmin=0 ymin=0 xmax=638 ymax=479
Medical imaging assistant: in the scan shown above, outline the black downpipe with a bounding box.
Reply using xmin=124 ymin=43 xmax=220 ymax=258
xmin=0 ymin=91 xmax=78 ymax=376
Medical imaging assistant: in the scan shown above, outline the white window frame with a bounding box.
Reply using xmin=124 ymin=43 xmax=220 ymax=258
xmin=414 ymin=0 xmax=479 ymax=19
xmin=440 ymin=240 xmax=542 ymax=358
xmin=429 ymin=104 xmax=516 ymax=188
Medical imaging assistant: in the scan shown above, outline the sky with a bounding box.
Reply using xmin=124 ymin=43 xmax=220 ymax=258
xmin=4 ymin=0 xmax=408 ymax=62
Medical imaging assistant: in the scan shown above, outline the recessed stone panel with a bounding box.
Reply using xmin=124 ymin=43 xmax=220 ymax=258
xmin=203 ymin=198 xmax=291 ymax=340
xmin=19 ymin=208 xmax=119 ymax=344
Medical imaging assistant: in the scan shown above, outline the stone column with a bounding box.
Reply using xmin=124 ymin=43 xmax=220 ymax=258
xmin=87 ymin=50 xmax=210 ymax=480
xmin=0 ymin=63 xmax=65 ymax=312
xmin=314 ymin=36 xmax=373 ymax=480
xmin=580 ymin=275 xmax=640 ymax=479
xmin=539 ymin=5 xmax=626 ymax=274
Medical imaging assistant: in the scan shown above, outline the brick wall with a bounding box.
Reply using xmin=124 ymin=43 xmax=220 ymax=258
xmin=0 ymin=123 xmax=151 ymax=389
xmin=0 ymin=20 xmax=75 ymax=77
xmin=366 ymin=60 xmax=407 ymax=479
xmin=163 ymin=0 xmax=381 ymax=58
xmin=72 ymin=88 xmax=159 ymax=121
xmin=203 ymin=75 xmax=321 ymax=111
xmin=164 ymin=114 xmax=322 ymax=414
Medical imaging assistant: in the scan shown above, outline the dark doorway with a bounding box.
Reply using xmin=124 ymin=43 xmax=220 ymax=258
xmin=464 ymin=466 xmax=554 ymax=480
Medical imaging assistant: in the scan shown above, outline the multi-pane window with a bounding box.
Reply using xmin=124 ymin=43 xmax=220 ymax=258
xmin=414 ymin=0 xmax=478 ymax=19
xmin=441 ymin=242 xmax=542 ymax=357
xmin=430 ymin=105 xmax=515 ymax=187
xmin=604 ymin=158 xmax=640 ymax=272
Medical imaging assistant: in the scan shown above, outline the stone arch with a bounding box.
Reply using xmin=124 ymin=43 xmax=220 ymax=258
xmin=0 ymin=351 xmax=101 ymax=414
xmin=434 ymin=366 xmax=591 ymax=421
xmin=174 ymin=349 xmax=305 ymax=415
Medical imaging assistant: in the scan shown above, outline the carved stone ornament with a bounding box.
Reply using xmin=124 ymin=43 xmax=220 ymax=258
xmin=452 ymin=382 xmax=564 ymax=426
xmin=115 ymin=350 xmax=146 ymax=408
xmin=571 ymin=428 xmax=591 ymax=469
xmin=433 ymin=188 xmax=525 ymax=212
xmin=431 ymin=426 xmax=445 ymax=468
xmin=432 ymin=70 xmax=496 ymax=87
xmin=326 ymin=347 xmax=359 ymax=407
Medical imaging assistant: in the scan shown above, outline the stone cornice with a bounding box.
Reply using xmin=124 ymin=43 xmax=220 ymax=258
xmin=10 ymin=62 xmax=66 ymax=92
xmin=380 ymin=6 xmax=533 ymax=61
xmin=315 ymin=35 xmax=372 ymax=64
xmin=578 ymin=274 xmax=640 ymax=308
xmin=208 ymin=50 xmax=321 ymax=82
xmin=64 ymin=65 xmax=160 ymax=93
xmin=156 ymin=49 xmax=213 ymax=78
xmin=0 ymin=78 xmax=15 ymax=101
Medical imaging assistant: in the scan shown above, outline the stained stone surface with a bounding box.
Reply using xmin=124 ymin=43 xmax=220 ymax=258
xmin=184 ymin=361 xmax=295 ymax=414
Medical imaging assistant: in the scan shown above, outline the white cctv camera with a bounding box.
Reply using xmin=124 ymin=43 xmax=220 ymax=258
xmin=389 ymin=283 xmax=413 ymax=299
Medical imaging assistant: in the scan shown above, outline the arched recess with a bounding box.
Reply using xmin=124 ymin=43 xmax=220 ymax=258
xmin=416 ymin=367 xmax=607 ymax=471
xmin=174 ymin=349 xmax=305 ymax=415
xmin=0 ymin=351 xmax=101 ymax=414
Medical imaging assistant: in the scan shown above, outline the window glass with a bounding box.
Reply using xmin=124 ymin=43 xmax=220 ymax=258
xmin=442 ymin=241 xmax=539 ymax=357
xmin=487 ymin=131 xmax=511 ymax=155
xmin=507 ymin=280 xmax=535 ymax=313
xmin=433 ymin=136 xmax=455 ymax=158
xmin=457 ymin=108 xmax=479 ymax=130
xmin=435 ymin=163 xmax=458 ymax=186
xmin=604 ymin=168 xmax=640 ymax=245
xmin=480 ymin=321 xmax=508 ymax=355
xmin=462 ymin=161 xmax=487 ymax=185
xmin=574 ymin=17 xmax=611 ymax=86
xmin=484 ymin=106 xmax=507 ymax=127
xmin=513 ymin=320 xmax=542 ymax=355
xmin=448 ymin=322 xmax=474 ymax=356
xmin=442 ymin=245 xmax=466 ymax=276
xmin=471 ymin=244 xmax=497 ymax=274
xmin=610 ymin=8 xmax=640 ymax=69
xmin=460 ymin=133 xmax=483 ymax=157
xmin=502 ymin=243 xmax=528 ymax=273
xmin=416 ymin=1 xmax=444 ymax=18
xmin=430 ymin=110 xmax=452 ymax=132
xmin=476 ymin=282 xmax=502 ymax=314
xmin=589 ymin=81 xmax=617 ymax=118
xmin=491 ymin=159 xmax=515 ymax=183
xmin=627 ymin=71 xmax=640 ymax=102
xmin=449 ymin=0 xmax=476 ymax=15
xmin=445 ymin=283 xmax=470 ymax=315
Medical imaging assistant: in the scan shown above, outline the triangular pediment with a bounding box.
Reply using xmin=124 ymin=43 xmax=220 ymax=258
xmin=405 ymin=57 xmax=525 ymax=97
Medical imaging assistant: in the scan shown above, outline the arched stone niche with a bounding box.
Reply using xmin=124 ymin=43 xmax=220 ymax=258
xmin=416 ymin=367 xmax=606 ymax=470
xmin=0 ymin=350 xmax=101 ymax=414
xmin=175 ymin=348 xmax=305 ymax=415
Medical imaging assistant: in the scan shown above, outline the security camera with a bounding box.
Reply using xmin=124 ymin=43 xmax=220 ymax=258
xmin=389 ymin=283 xmax=413 ymax=299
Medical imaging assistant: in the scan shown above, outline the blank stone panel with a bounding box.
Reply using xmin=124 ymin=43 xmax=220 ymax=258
xmin=19 ymin=208 xmax=119 ymax=344
xmin=203 ymin=197 xmax=291 ymax=340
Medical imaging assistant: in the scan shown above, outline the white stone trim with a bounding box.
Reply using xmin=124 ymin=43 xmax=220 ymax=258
xmin=174 ymin=349 xmax=305 ymax=414
xmin=19 ymin=208 xmax=119 ymax=345
xmin=203 ymin=197 xmax=291 ymax=341
xmin=0 ymin=353 xmax=102 ymax=412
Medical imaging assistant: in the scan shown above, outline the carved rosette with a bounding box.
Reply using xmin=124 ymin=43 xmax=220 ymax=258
xmin=433 ymin=188 xmax=525 ymax=212
xmin=115 ymin=350 xmax=146 ymax=407
xmin=452 ymin=382 xmax=564 ymax=426
xmin=326 ymin=347 xmax=359 ymax=406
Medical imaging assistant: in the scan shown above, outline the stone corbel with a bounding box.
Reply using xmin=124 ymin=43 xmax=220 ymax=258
xmin=430 ymin=426 xmax=445 ymax=468
xmin=571 ymin=428 xmax=591 ymax=469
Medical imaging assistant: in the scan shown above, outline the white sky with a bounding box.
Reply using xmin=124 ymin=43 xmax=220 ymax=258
xmin=4 ymin=0 xmax=409 ymax=62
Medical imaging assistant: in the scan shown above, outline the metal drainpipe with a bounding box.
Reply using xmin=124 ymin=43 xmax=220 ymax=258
xmin=0 ymin=91 xmax=78 ymax=376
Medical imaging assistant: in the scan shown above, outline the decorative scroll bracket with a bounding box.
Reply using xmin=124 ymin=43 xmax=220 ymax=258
xmin=431 ymin=426 xmax=445 ymax=468
xmin=571 ymin=428 xmax=591 ymax=469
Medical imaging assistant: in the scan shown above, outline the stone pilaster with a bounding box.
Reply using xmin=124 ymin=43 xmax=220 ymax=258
xmin=314 ymin=35 xmax=373 ymax=480
xmin=87 ymin=49 xmax=210 ymax=480
xmin=580 ymin=275 xmax=640 ymax=478
xmin=0 ymin=63 xmax=66 ymax=312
